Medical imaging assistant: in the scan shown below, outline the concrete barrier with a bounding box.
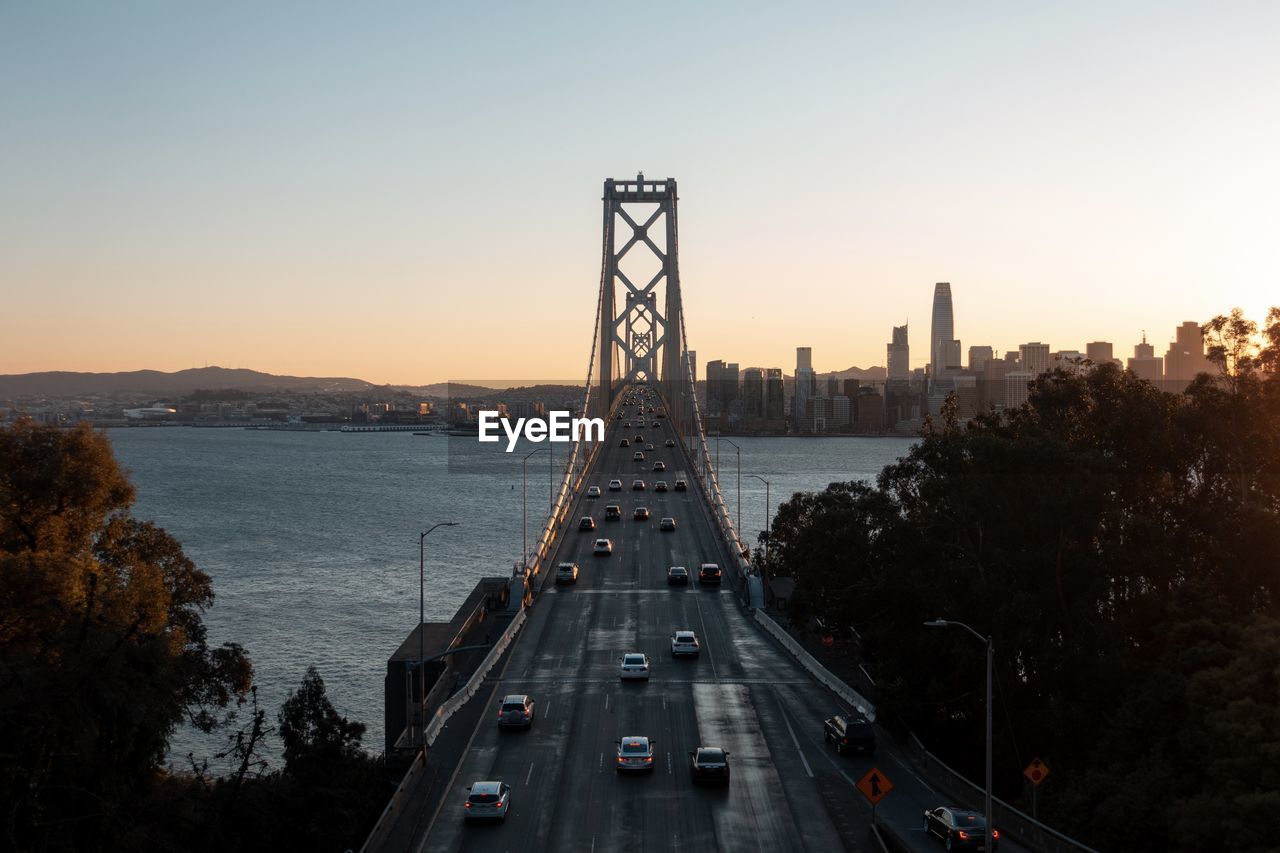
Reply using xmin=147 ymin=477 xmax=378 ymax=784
xmin=752 ymin=609 xmax=876 ymax=722
xmin=423 ymin=608 xmax=528 ymax=747
xmin=359 ymin=749 xmax=427 ymax=853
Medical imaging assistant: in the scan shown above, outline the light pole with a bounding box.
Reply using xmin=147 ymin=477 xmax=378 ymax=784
xmin=746 ymin=474 xmax=770 ymax=563
xmin=419 ymin=521 xmax=459 ymax=742
xmin=719 ymin=436 xmax=742 ymax=538
xmin=522 ymin=447 xmax=545 ymax=571
xmin=925 ymin=619 xmax=994 ymax=847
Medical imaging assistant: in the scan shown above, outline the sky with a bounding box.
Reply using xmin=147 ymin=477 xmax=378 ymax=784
xmin=2 ymin=1 xmax=1278 ymax=384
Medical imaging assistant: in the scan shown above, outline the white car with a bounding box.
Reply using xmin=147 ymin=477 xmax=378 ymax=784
xmin=620 ymin=653 xmax=650 ymax=680
xmin=633 ymin=451 xmax=645 ymax=461
xmin=463 ymin=780 xmax=511 ymax=822
xmin=593 ymin=538 xmax=613 ymax=556
xmin=608 ymin=479 xmax=623 ymax=491
xmin=587 ymin=485 xmax=601 ymax=498
xmin=671 ymin=630 xmax=700 ymax=657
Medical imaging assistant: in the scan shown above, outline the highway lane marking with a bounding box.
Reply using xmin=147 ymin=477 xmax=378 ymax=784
xmin=525 ymin=761 xmax=535 ymax=786
xmin=604 ymin=693 xmax=610 ymax=710
xmin=597 ymin=752 xmax=603 ymax=773
xmin=666 ymin=751 xmax=673 ymax=775
xmin=773 ymin=688 xmax=814 ymax=778
xmin=693 ymin=593 xmax=720 ymax=682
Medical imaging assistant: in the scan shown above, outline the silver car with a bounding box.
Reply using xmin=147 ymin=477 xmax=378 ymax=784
xmin=463 ymin=780 xmax=511 ymax=822
xmin=615 ymin=736 xmax=656 ymax=772
xmin=497 ymin=694 xmax=535 ymax=729
xmin=670 ymin=630 xmax=699 ymax=658
xmin=594 ymin=538 xmax=613 ymax=556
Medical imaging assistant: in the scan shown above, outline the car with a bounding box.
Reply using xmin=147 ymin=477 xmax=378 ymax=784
xmin=667 ymin=566 xmax=689 ymax=585
xmin=655 ymin=481 xmax=668 ymax=492
xmin=633 ymin=451 xmax=645 ymax=461
xmin=665 ymin=439 xmax=676 ymax=447
xmin=659 ymin=517 xmax=676 ymax=531
xmin=555 ymin=562 xmax=580 ymax=584
xmin=699 ymin=563 xmax=722 ymax=585
xmin=670 ymin=630 xmax=700 ymax=657
xmin=463 ymin=780 xmax=511 ymax=822
xmin=620 ymin=438 xmax=630 ymax=448
xmin=689 ymin=747 xmax=731 ymax=785
xmin=633 ymin=506 xmax=650 ymax=520
xmin=604 ymin=504 xmax=621 ymax=520
xmin=609 ymin=479 xmax=623 ymax=491
xmin=615 ymin=735 xmax=656 ymax=772
xmin=579 ymin=516 xmax=596 ymax=531
xmin=922 ymin=807 xmax=999 ymax=850
xmin=594 ymin=538 xmax=613 ymax=556
xmin=632 ymin=479 xmax=646 ymax=491
xmin=634 ymin=434 xmax=644 ymax=443
xmin=624 ymin=421 xmax=631 ymax=428
xmin=497 ymin=694 xmax=535 ymax=729
xmin=619 ymin=653 xmax=650 ymax=680
xmin=646 ymin=443 xmax=655 ymax=451
xmin=587 ymin=485 xmax=601 ymax=498
xmin=824 ymin=713 xmax=876 ymax=755
xmin=652 ymin=421 xmax=661 ymax=428
xmin=674 ymin=479 xmax=688 ymax=491
xmin=653 ymin=461 xmax=666 ymax=472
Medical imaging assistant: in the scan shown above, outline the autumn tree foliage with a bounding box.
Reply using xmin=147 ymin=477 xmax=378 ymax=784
xmin=762 ymin=307 xmax=1280 ymax=852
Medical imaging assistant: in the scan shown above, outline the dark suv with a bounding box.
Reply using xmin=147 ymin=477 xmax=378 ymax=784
xmin=823 ymin=714 xmax=876 ymax=755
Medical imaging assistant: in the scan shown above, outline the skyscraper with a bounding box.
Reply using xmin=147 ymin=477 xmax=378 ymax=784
xmin=1164 ymin=321 xmax=1210 ymax=385
xmin=887 ymin=324 xmax=910 ymax=380
xmin=723 ymin=362 xmax=740 ymax=406
xmin=1127 ymin=333 xmax=1163 ymax=383
xmin=705 ymin=360 xmax=725 ymax=412
xmin=796 ymin=347 xmax=812 ymax=372
xmin=930 ymin=283 xmax=954 ymax=377
xmin=968 ymin=345 xmax=993 ymax=372
xmin=765 ymin=369 xmax=784 ymax=419
xmin=741 ymin=368 xmax=764 ymax=418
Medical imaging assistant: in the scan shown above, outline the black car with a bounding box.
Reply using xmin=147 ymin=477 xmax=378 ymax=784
xmin=698 ymin=563 xmax=722 ymax=585
xmin=579 ymin=516 xmax=596 ymax=531
xmin=923 ymin=807 xmax=999 ymax=850
xmin=689 ymin=747 xmax=731 ymax=785
xmin=604 ymin=504 xmax=621 ymax=520
xmin=674 ymin=479 xmax=688 ymax=491
xmin=823 ymin=714 xmax=876 ymax=755
xmin=667 ymin=566 xmax=689 ymax=585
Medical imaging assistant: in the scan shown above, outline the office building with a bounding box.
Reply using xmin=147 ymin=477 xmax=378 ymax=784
xmin=1164 ymin=321 xmax=1210 ymax=385
xmin=765 ymin=369 xmax=785 ymax=419
xmin=796 ymin=347 xmax=812 ymax=372
xmin=794 ymin=367 xmax=814 ymax=424
xmin=930 ymin=283 xmax=954 ymax=377
xmin=705 ymin=360 xmax=725 ymax=412
xmin=1005 ymin=371 xmax=1033 ymax=408
xmin=723 ymin=362 xmax=740 ymax=406
xmin=1020 ymin=342 xmax=1051 ymax=377
xmin=1128 ymin=334 xmax=1163 ymax=384
xmin=741 ymin=368 xmax=764 ymax=418
xmin=968 ymin=346 xmax=993 ymax=372
xmin=943 ymin=339 xmax=962 ymax=371
xmin=887 ymin=324 xmax=910 ymax=380
xmin=1086 ymin=341 xmax=1114 ymax=365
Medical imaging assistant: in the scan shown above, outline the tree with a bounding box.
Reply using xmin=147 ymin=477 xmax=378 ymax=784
xmin=278 ymin=666 xmax=366 ymax=777
xmin=0 ymin=421 xmax=252 ymax=851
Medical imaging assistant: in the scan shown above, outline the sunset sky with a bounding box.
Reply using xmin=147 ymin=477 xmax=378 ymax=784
xmin=3 ymin=2 xmax=1278 ymax=384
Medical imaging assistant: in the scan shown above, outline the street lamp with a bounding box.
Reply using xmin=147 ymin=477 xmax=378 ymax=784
xmin=718 ymin=436 xmax=742 ymax=538
xmin=418 ymin=521 xmax=459 ymax=742
xmin=924 ymin=619 xmax=994 ymax=847
xmin=746 ymin=474 xmax=770 ymax=563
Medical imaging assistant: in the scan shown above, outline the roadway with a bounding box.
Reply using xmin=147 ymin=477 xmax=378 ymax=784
xmin=409 ymin=387 xmax=1024 ymax=853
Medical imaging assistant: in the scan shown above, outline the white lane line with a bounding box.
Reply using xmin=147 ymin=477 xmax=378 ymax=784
xmin=666 ymin=751 xmax=673 ymax=775
xmin=597 ymin=752 xmax=603 ymax=773
xmin=605 ymin=693 xmax=610 ymax=711
xmin=525 ymin=761 xmax=535 ymax=786
xmin=542 ymin=699 xmax=551 ymax=720
xmin=693 ymin=593 xmax=720 ymax=681
xmin=774 ymin=689 xmax=814 ymax=778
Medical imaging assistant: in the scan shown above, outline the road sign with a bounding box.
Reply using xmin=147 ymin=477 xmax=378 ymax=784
xmin=1024 ymin=758 xmax=1050 ymax=786
xmin=856 ymin=767 xmax=894 ymax=805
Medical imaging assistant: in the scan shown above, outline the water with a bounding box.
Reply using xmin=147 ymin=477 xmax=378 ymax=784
xmin=104 ymin=428 xmax=915 ymax=767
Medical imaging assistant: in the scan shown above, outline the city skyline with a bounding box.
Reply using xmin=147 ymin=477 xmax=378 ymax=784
xmin=4 ymin=4 xmax=1278 ymax=383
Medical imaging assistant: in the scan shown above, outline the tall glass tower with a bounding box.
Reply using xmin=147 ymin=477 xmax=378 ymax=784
xmin=930 ymin=282 xmax=954 ymax=376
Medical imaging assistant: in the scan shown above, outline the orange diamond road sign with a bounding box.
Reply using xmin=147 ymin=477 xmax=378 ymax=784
xmin=1024 ymin=758 xmax=1050 ymax=786
xmin=856 ymin=767 xmax=894 ymax=805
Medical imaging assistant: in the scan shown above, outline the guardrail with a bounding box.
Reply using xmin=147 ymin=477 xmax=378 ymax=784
xmin=904 ymin=732 xmax=1099 ymax=853
xmin=752 ymin=609 xmax=876 ymax=722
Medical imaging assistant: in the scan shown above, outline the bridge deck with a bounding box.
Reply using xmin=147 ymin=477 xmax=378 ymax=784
xmin=382 ymin=393 xmax=1029 ymax=852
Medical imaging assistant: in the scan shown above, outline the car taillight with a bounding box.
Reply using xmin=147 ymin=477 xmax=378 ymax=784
xmin=958 ymin=831 xmax=969 ymax=840
xmin=496 ymin=802 xmax=504 ymax=808
xmin=644 ymin=756 xmax=653 ymax=762
xmin=464 ymin=802 xmax=472 ymax=809
xmin=992 ymin=830 xmax=999 ymax=839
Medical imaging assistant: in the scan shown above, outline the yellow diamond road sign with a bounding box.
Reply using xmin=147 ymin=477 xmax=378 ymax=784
xmin=1024 ymin=758 xmax=1050 ymax=786
xmin=856 ymin=767 xmax=894 ymax=805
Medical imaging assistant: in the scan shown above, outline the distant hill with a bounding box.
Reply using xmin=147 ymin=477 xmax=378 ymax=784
xmin=826 ymin=365 xmax=887 ymax=382
xmin=0 ymin=367 xmax=379 ymax=397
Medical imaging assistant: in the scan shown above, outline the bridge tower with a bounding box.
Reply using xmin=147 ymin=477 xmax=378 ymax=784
xmin=596 ymin=174 xmax=687 ymax=414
